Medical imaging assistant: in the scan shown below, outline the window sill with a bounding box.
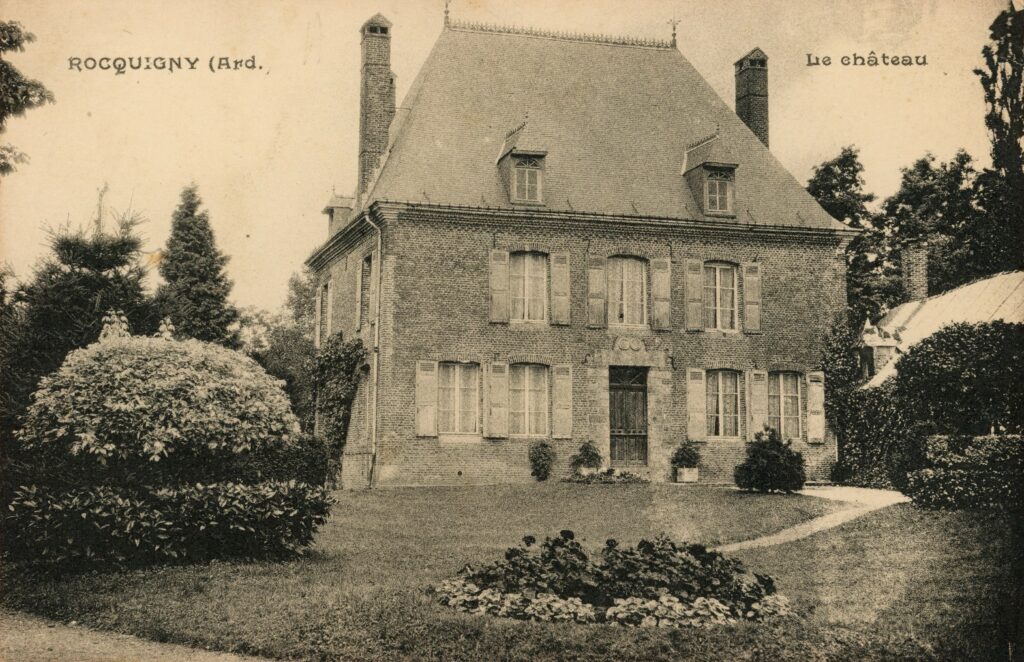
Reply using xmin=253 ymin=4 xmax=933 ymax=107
xmin=705 ymin=211 xmax=737 ymax=219
xmin=509 ymin=319 xmax=550 ymax=326
xmin=510 ymin=199 xmax=546 ymax=207
xmin=608 ymin=323 xmax=651 ymax=332
xmin=707 ymin=436 xmax=745 ymax=442
xmin=438 ymin=433 xmax=483 ymax=445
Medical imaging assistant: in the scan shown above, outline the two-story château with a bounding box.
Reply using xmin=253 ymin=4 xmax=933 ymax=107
xmin=307 ymin=13 xmax=855 ymax=488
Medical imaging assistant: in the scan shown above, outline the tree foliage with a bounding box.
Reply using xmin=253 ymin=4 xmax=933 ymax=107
xmin=156 ymin=185 xmax=239 ymax=347
xmin=0 ymin=21 xmax=55 ymax=175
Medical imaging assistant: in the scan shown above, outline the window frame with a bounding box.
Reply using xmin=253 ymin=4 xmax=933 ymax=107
xmin=607 ymin=256 xmax=649 ymax=327
xmin=509 ymin=251 xmax=549 ymax=323
xmin=768 ymin=371 xmax=802 ymax=440
xmin=704 ymin=169 xmax=734 ymax=214
xmin=703 ymin=262 xmax=738 ymax=331
xmin=706 ymin=369 xmax=741 ymax=439
xmin=437 ymin=362 xmax=480 ymax=435
xmin=512 ymin=156 xmax=543 ymax=203
xmin=509 ymin=363 xmax=550 ymax=437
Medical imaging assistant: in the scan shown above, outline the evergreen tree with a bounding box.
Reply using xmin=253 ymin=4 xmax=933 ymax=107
xmin=156 ymin=185 xmax=239 ymax=346
xmin=0 ymin=21 xmax=55 ymax=175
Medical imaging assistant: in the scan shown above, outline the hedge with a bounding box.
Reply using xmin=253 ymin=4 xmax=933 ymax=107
xmin=905 ymin=435 xmax=1023 ymax=511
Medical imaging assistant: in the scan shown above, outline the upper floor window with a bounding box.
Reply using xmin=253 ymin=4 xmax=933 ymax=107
xmin=510 ymin=252 xmax=548 ymax=321
xmin=706 ymin=369 xmax=740 ymax=437
xmin=703 ymin=263 xmax=737 ymax=330
xmin=769 ymin=372 xmax=801 ymax=440
xmin=513 ymin=157 xmax=543 ymax=202
xmin=437 ymin=362 xmax=479 ymax=434
xmin=705 ymin=170 xmax=734 ymax=214
xmin=608 ymin=256 xmax=647 ymax=326
xmin=510 ymin=363 xmax=549 ymax=436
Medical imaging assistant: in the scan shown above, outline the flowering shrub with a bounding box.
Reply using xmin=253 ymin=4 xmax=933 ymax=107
xmin=5 ymin=481 xmax=333 ymax=564
xmin=528 ymin=441 xmax=555 ymax=481
xmin=569 ymin=441 xmax=603 ymax=473
xmin=905 ymin=435 xmax=1023 ymax=511
xmin=437 ymin=530 xmax=787 ymax=628
xmin=734 ymin=427 xmax=806 ymax=493
xmin=561 ymin=468 xmax=648 ymax=484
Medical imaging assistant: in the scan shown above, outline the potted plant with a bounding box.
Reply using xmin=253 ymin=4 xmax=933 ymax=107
xmin=671 ymin=441 xmax=701 ymax=483
xmin=570 ymin=440 xmax=603 ymax=476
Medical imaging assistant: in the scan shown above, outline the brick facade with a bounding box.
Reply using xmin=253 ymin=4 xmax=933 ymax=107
xmin=316 ymin=204 xmax=846 ymax=488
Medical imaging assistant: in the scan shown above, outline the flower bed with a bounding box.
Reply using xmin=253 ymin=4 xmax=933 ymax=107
xmin=561 ymin=468 xmax=649 ymax=484
xmin=436 ymin=530 xmax=791 ymax=628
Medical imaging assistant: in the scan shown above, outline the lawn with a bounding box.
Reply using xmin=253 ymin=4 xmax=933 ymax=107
xmin=3 ymin=484 xmax=1020 ymax=661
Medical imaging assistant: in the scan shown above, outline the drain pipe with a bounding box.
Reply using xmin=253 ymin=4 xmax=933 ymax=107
xmin=364 ymin=212 xmax=383 ymax=488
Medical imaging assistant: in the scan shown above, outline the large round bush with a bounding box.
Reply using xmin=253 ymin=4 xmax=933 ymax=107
xmin=17 ymin=334 xmax=302 ymax=487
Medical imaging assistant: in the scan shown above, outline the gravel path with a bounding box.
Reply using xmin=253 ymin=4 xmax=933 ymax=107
xmin=715 ymin=485 xmax=910 ymax=553
xmin=0 ymin=609 xmax=265 ymax=662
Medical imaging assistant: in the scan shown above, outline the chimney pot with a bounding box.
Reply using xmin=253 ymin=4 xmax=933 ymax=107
xmin=735 ymin=48 xmax=769 ymax=148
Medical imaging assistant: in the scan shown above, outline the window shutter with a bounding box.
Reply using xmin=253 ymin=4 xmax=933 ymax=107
xmin=552 ymin=364 xmax=572 ymax=438
xmin=587 ymin=255 xmax=607 ymax=328
xmin=314 ymin=288 xmax=322 ymax=349
xmin=550 ymin=252 xmax=570 ymax=326
xmin=747 ymin=370 xmax=769 ymax=440
xmin=651 ymin=258 xmax=672 ymax=330
xmin=686 ymin=368 xmax=706 ymax=441
xmin=489 ymin=250 xmax=510 ymax=323
xmin=415 ymin=360 xmax=438 ymax=437
xmin=807 ymin=371 xmax=825 ymax=443
xmin=485 ymin=362 xmax=510 ymax=438
xmin=684 ymin=258 xmax=703 ymax=331
xmin=355 ymin=261 xmax=363 ymax=328
xmin=742 ymin=262 xmax=762 ymax=333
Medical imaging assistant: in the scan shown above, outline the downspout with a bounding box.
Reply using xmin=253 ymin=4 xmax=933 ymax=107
xmin=364 ymin=213 xmax=384 ymax=487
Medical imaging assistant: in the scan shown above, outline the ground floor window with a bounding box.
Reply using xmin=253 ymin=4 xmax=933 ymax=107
xmin=438 ymin=362 xmax=479 ymax=434
xmin=769 ymin=372 xmax=801 ymax=439
xmin=706 ymin=369 xmax=740 ymax=437
xmin=510 ymin=363 xmax=548 ymax=436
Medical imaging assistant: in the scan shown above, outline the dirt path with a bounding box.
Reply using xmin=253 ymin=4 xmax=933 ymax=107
xmin=0 ymin=609 xmax=265 ymax=662
xmin=715 ymin=486 xmax=909 ymax=553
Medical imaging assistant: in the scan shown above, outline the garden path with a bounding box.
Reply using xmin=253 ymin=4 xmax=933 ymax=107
xmin=0 ymin=608 xmax=264 ymax=662
xmin=714 ymin=486 xmax=910 ymax=553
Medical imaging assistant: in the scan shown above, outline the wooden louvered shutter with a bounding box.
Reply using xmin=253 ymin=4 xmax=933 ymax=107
xmin=686 ymin=368 xmax=707 ymax=441
xmin=489 ymin=250 xmax=510 ymax=323
xmin=485 ymin=362 xmax=509 ymax=438
xmin=684 ymin=258 xmax=703 ymax=331
xmin=651 ymin=258 xmax=672 ymax=330
xmin=807 ymin=371 xmax=825 ymax=443
xmin=587 ymin=255 xmax=607 ymax=328
xmin=550 ymin=252 xmax=570 ymax=325
xmin=742 ymin=262 xmax=762 ymax=333
xmin=415 ymin=360 xmax=438 ymax=437
xmin=747 ymin=370 xmax=769 ymax=440
xmin=552 ymin=364 xmax=572 ymax=438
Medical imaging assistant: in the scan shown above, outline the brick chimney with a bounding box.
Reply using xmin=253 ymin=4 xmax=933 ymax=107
xmin=358 ymin=14 xmax=395 ymax=196
xmin=900 ymin=240 xmax=929 ymax=301
xmin=735 ymin=48 xmax=769 ymax=148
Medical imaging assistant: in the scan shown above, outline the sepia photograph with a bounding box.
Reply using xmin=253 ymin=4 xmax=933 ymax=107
xmin=0 ymin=0 xmax=1021 ymax=660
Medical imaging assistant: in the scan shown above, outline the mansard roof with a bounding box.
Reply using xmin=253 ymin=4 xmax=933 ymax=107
xmin=359 ymin=20 xmax=846 ymax=232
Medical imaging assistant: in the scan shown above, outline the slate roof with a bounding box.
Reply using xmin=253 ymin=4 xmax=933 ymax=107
xmin=863 ymin=270 xmax=1024 ymax=387
xmin=359 ymin=21 xmax=846 ymax=231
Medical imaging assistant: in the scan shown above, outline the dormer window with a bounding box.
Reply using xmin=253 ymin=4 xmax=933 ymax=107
xmin=705 ymin=170 xmax=734 ymax=214
xmin=513 ymin=156 xmax=543 ymax=202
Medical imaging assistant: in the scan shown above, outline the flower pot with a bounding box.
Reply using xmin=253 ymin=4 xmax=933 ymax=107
xmin=674 ymin=467 xmax=699 ymax=483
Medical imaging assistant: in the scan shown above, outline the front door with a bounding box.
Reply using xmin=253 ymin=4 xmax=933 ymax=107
xmin=609 ymin=366 xmax=648 ymax=466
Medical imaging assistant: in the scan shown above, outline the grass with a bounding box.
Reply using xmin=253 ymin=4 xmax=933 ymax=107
xmin=2 ymin=484 xmax=1021 ymax=661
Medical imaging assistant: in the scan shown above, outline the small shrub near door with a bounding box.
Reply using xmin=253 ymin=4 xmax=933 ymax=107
xmin=528 ymin=441 xmax=555 ymax=481
xmin=569 ymin=440 xmax=603 ymax=474
xmin=734 ymin=427 xmax=806 ymax=493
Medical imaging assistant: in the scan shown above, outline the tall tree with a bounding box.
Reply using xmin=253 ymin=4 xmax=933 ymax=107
xmin=974 ymin=2 xmax=1024 ymax=274
xmin=156 ymin=185 xmax=239 ymax=346
xmin=0 ymin=21 xmax=55 ymax=175
xmin=806 ymin=146 xmax=898 ymax=326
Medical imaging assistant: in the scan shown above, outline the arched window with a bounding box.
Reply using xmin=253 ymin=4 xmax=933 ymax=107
xmin=608 ymin=256 xmax=648 ymax=326
xmin=510 ymin=363 xmax=549 ymax=436
xmin=437 ymin=362 xmax=479 ymax=434
xmin=769 ymin=372 xmax=801 ymax=439
xmin=706 ymin=369 xmax=740 ymax=437
xmin=509 ymin=252 xmax=548 ymax=321
xmin=703 ymin=262 xmax=737 ymax=330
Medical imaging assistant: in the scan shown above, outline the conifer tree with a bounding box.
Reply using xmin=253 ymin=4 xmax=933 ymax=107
xmin=156 ymin=185 xmax=239 ymax=346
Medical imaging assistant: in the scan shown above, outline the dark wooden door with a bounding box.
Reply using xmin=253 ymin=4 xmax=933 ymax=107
xmin=609 ymin=366 xmax=648 ymax=466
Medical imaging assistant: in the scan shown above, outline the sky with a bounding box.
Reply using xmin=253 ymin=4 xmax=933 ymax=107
xmin=0 ymin=0 xmax=1009 ymax=311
